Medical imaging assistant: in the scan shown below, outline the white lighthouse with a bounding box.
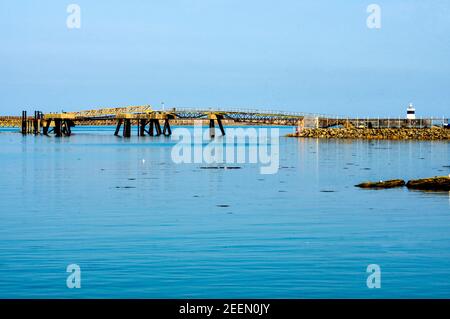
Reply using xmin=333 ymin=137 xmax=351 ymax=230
xmin=406 ymin=103 xmax=416 ymax=120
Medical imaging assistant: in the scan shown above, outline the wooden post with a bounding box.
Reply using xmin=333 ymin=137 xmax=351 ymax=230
xmin=139 ymin=119 xmax=146 ymax=136
xmin=36 ymin=111 xmax=41 ymax=134
xmin=163 ymin=119 xmax=172 ymax=136
xmin=123 ymin=119 xmax=131 ymax=137
xmin=154 ymin=120 xmax=162 ymax=136
xmin=217 ymin=116 xmax=225 ymax=136
xmin=114 ymin=119 xmax=123 ymax=136
xmin=43 ymin=119 xmax=51 ymax=135
xmin=21 ymin=111 xmax=27 ymax=135
xmin=209 ymin=119 xmax=215 ymax=138
xmin=149 ymin=119 xmax=154 ymax=136
xmin=54 ymin=119 xmax=62 ymax=137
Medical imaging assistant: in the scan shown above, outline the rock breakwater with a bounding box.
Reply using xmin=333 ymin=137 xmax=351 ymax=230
xmin=288 ymin=127 xmax=450 ymax=140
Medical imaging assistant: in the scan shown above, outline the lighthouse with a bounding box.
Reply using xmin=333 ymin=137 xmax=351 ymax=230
xmin=406 ymin=103 xmax=416 ymax=120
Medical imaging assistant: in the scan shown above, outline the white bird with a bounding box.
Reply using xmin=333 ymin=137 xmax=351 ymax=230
xmin=142 ymin=159 xmax=146 ymax=164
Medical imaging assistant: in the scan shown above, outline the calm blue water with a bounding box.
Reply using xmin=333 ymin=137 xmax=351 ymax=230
xmin=0 ymin=126 xmax=449 ymax=298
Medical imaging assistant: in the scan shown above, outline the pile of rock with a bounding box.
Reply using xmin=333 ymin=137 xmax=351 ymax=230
xmin=356 ymin=176 xmax=450 ymax=191
xmin=406 ymin=176 xmax=450 ymax=191
xmin=288 ymin=127 xmax=450 ymax=140
xmin=355 ymin=179 xmax=406 ymax=189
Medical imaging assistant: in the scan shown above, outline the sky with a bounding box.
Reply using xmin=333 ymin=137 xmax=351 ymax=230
xmin=0 ymin=0 xmax=449 ymax=117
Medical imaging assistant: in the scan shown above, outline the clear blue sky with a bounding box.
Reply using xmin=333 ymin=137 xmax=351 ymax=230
xmin=1 ymin=1 xmax=449 ymax=117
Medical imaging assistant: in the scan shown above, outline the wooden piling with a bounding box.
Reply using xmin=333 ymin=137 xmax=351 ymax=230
xmin=163 ymin=119 xmax=172 ymax=136
xmin=217 ymin=116 xmax=225 ymax=136
xmin=149 ymin=120 xmax=154 ymax=136
xmin=139 ymin=119 xmax=146 ymax=136
xmin=114 ymin=119 xmax=123 ymax=136
xmin=154 ymin=120 xmax=162 ymax=136
xmin=123 ymin=119 xmax=131 ymax=137
xmin=209 ymin=119 xmax=215 ymax=138
xmin=21 ymin=111 xmax=27 ymax=135
xmin=54 ymin=119 xmax=62 ymax=137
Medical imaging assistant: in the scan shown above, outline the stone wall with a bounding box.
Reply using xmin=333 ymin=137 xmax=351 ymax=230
xmin=288 ymin=127 xmax=450 ymax=140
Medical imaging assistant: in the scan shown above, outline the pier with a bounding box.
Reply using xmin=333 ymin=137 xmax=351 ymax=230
xmin=0 ymin=105 xmax=309 ymax=138
xmin=0 ymin=105 xmax=448 ymax=138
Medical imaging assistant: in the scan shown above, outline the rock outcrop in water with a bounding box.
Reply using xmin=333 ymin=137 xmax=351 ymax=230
xmin=288 ymin=127 xmax=450 ymax=140
xmin=355 ymin=176 xmax=450 ymax=191
xmin=406 ymin=176 xmax=450 ymax=191
xmin=355 ymin=179 xmax=406 ymax=189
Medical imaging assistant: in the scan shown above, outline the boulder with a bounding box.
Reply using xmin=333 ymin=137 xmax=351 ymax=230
xmin=406 ymin=176 xmax=450 ymax=191
xmin=355 ymin=179 xmax=406 ymax=189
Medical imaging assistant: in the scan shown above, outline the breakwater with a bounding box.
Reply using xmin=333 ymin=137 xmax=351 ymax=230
xmin=288 ymin=127 xmax=450 ymax=140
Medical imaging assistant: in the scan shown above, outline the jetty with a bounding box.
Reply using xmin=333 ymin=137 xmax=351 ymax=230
xmin=1 ymin=106 xmax=308 ymax=138
xmin=0 ymin=105 xmax=448 ymax=138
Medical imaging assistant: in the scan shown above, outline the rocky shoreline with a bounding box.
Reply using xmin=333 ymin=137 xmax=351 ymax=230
xmin=288 ymin=127 xmax=450 ymax=140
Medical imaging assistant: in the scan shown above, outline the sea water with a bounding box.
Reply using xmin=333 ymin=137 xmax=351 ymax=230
xmin=0 ymin=126 xmax=449 ymax=298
